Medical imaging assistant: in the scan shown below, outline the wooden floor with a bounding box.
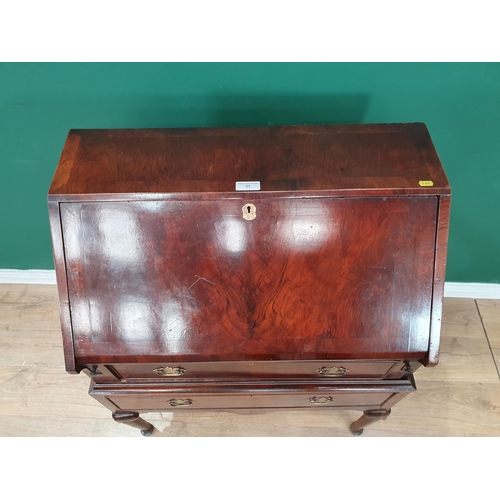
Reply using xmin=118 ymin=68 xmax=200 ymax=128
xmin=0 ymin=283 xmax=499 ymax=437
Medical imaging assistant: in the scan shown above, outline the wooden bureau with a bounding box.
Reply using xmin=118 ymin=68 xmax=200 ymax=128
xmin=48 ymin=123 xmax=451 ymax=435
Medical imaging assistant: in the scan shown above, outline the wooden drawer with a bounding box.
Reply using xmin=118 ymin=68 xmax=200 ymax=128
xmin=91 ymin=380 xmax=415 ymax=412
xmin=94 ymin=360 xmax=404 ymax=382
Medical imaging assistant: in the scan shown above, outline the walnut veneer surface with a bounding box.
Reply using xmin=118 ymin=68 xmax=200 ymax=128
xmin=46 ymin=123 xmax=452 ymax=435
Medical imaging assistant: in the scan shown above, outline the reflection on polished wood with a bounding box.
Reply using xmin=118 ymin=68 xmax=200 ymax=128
xmin=46 ymin=124 xmax=453 ymax=434
xmin=1 ymin=286 xmax=499 ymax=437
xmin=48 ymin=124 xmax=451 ymax=198
xmin=60 ymin=197 xmax=437 ymax=363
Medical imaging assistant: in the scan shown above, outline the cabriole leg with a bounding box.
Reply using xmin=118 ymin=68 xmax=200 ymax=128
xmin=112 ymin=411 xmax=154 ymax=436
xmin=350 ymin=409 xmax=391 ymax=436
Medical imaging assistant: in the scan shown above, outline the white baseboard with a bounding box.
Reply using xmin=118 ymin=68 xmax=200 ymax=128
xmin=0 ymin=269 xmax=57 ymax=285
xmin=443 ymin=282 xmax=500 ymax=299
xmin=1 ymin=269 xmax=499 ymax=299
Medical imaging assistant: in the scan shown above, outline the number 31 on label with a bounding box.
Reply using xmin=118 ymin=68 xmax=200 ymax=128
xmin=236 ymin=181 xmax=261 ymax=191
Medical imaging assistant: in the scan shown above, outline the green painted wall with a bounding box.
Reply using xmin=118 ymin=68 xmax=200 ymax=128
xmin=1 ymin=63 xmax=499 ymax=282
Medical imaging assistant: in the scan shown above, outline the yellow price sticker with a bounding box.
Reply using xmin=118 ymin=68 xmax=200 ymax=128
xmin=419 ymin=180 xmax=434 ymax=187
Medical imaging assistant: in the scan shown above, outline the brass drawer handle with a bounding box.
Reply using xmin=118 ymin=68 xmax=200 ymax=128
xmin=309 ymin=396 xmax=335 ymax=404
xmin=317 ymin=366 xmax=349 ymax=377
xmin=153 ymin=366 xmax=186 ymax=376
xmin=168 ymin=398 xmax=193 ymax=407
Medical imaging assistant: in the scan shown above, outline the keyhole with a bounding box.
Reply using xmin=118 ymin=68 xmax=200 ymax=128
xmin=242 ymin=203 xmax=256 ymax=221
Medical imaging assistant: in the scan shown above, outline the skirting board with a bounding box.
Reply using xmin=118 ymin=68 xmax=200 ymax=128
xmin=443 ymin=282 xmax=500 ymax=299
xmin=0 ymin=269 xmax=57 ymax=285
xmin=0 ymin=269 xmax=499 ymax=299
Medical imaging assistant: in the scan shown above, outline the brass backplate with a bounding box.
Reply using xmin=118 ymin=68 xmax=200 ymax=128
xmin=168 ymin=398 xmax=193 ymax=407
xmin=309 ymin=396 xmax=335 ymax=404
xmin=153 ymin=366 xmax=186 ymax=376
xmin=317 ymin=366 xmax=349 ymax=377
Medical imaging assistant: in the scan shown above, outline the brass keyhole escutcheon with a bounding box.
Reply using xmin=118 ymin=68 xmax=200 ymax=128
xmin=242 ymin=203 xmax=256 ymax=221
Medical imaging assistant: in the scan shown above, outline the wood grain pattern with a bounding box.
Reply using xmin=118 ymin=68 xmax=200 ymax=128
xmin=92 ymin=379 xmax=414 ymax=412
xmin=48 ymin=124 xmax=451 ymax=199
xmin=425 ymin=194 xmax=451 ymax=366
xmin=48 ymin=201 xmax=80 ymax=373
xmin=45 ymin=124 xmax=453 ymax=434
xmin=477 ymin=299 xmax=500 ymax=376
xmin=0 ymin=285 xmax=63 ymax=367
xmin=60 ymin=196 xmax=438 ymax=364
xmin=0 ymin=366 xmax=103 ymax=417
xmin=419 ymin=299 xmax=499 ymax=384
xmin=49 ymin=130 xmax=81 ymax=193
xmin=94 ymin=360 xmax=402 ymax=382
xmin=1 ymin=286 xmax=498 ymax=436
xmin=359 ymin=381 xmax=500 ymax=437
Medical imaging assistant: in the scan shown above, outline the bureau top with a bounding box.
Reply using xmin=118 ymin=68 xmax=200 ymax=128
xmin=48 ymin=123 xmax=450 ymax=199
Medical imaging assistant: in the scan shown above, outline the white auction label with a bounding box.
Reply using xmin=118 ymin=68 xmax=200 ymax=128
xmin=235 ymin=181 xmax=261 ymax=191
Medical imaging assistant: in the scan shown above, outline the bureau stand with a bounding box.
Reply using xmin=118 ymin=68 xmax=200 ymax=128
xmin=48 ymin=123 xmax=451 ymax=436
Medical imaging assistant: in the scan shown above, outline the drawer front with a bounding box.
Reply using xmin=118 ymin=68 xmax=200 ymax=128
xmin=92 ymin=381 xmax=414 ymax=412
xmin=96 ymin=360 xmax=403 ymax=382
